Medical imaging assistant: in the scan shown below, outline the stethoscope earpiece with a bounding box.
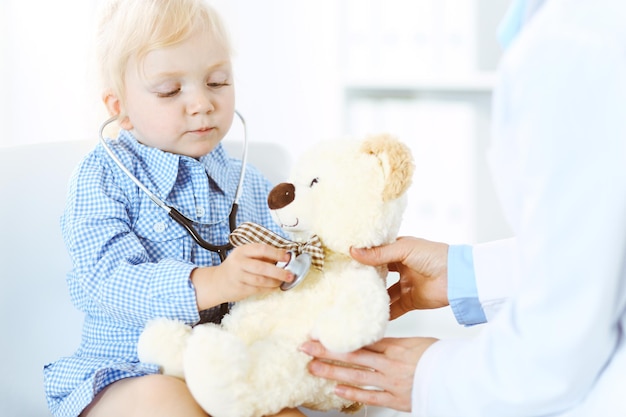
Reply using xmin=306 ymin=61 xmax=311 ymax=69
xmin=278 ymin=251 xmax=312 ymax=291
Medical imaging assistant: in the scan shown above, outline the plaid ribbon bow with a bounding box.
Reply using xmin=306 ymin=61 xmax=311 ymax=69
xmin=229 ymin=222 xmax=324 ymax=270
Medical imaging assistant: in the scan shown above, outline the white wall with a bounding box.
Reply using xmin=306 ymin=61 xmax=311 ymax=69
xmin=214 ymin=0 xmax=344 ymax=163
xmin=1 ymin=1 xmax=102 ymax=147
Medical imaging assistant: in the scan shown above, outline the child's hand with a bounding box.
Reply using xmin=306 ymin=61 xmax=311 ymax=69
xmin=219 ymin=243 xmax=294 ymax=300
xmin=191 ymin=243 xmax=294 ymax=310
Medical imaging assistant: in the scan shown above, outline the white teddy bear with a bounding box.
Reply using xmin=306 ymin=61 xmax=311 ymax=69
xmin=137 ymin=133 xmax=415 ymax=417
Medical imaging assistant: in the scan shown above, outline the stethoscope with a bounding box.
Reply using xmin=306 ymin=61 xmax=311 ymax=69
xmin=98 ymin=111 xmax=310 ymax=294
xmin=99 ymin=111 xmax=248 ymax=263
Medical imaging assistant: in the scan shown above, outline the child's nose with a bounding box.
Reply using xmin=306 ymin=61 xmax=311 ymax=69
xmin=187 ymin=90 xmax=215 ymax=115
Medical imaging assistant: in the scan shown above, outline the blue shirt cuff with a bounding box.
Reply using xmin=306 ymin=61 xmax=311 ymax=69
xmin=448 ymin=245 xmax=487 ymax=326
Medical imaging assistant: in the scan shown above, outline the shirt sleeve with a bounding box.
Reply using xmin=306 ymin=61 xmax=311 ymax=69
xmin=62 ymin=153 xmax=200 ymax=327
xmin=447 ymin=245 xmax=487 ymax=326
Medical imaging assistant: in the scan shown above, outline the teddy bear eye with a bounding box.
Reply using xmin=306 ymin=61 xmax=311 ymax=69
xmin=309 ymin=177 xmax=319 ymax=187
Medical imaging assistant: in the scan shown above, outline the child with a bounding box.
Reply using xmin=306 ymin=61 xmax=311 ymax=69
xmin=43 ymin=0 xmax=304 ymax=416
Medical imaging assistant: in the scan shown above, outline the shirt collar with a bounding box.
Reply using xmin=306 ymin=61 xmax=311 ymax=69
xmin=116 ymin=130 xmax=232 ymax=200
xmin=199 ymin=143 xmax=232 ymax=197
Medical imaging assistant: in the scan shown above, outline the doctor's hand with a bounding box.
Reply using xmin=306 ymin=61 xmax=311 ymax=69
xmin=300 ymin=337 xmax=438 ymax=412
xmin=351 ymin=236 xmax=449 ymax=319
xmin=191 ymin=243 xmax=293 ymax=309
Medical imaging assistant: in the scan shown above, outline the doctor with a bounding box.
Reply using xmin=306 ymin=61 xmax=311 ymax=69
xmin=301 ymin=0 xmax=626 ymax=415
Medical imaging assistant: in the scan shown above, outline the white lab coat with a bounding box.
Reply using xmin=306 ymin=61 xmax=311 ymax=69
xmin=412 ymin=0 xmax=626 ymax=416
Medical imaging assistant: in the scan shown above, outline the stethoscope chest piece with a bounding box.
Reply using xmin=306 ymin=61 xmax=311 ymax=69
xmin=278 ymin=250 xmax=312 ymax=291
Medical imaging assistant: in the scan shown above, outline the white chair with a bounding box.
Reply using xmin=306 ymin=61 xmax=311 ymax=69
xmin=0 ymin=140 xmax=95 ymax=417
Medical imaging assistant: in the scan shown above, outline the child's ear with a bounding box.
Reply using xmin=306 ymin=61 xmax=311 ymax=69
xmin=103 ymin=91 xmax=133 ymax=130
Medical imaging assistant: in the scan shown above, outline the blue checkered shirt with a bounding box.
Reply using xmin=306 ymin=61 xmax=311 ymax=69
xmin=43 ymin=130 xmax=283 ymax=417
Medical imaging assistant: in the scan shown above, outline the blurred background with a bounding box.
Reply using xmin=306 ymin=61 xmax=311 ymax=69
xmin=1 ymin=2 xmax=514 ymax=414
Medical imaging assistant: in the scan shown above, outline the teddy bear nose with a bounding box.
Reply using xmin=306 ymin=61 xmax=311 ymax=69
xmin=268 ymin=182 xmax=295 ymax=210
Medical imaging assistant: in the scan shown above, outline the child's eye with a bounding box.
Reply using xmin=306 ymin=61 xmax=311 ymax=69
xmin=309 ymin=177 xmax=319 ymax=187
xmin=207 ymin=82 xmax=230 ymax=88
xmin=156 ymin=88 xmax=180 ymax=98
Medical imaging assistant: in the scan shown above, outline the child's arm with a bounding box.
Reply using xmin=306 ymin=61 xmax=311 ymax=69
xmin=62 ymin=153 xmax=200 ymax=325
xmin=190 ymin=243 xmax=293 ymax=310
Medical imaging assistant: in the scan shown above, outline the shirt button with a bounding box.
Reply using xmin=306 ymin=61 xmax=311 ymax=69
xmin=196 ymin=206 xmax=205 ymax=218
xmin=153 ymin=221 xmax=166 ymax=233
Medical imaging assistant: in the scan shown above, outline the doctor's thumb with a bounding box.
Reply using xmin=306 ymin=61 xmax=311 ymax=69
xmin=350 ymin=245 xmax=391 ymax=267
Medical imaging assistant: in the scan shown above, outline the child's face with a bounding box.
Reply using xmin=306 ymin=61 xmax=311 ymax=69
xmin=122 ymin=30 xmax=235 ymax=158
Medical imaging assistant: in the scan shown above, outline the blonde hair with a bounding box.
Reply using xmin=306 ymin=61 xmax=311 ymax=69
xmin=96 ymin=0 xmax=232 ymax=121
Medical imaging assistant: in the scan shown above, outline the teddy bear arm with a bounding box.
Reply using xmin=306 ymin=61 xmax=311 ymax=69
xmin=137 ymin=318 xmax=192 ymax=379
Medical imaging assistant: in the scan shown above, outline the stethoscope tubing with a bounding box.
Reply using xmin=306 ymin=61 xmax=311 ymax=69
xmin=98 ymin=111 xmax=249 ymax=259
xmin=168 ymin=205 xmax=237 ymax=261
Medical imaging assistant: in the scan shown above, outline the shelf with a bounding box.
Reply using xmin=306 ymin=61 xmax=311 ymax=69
xmin=344 ymin=72 xmax=497 ymax=96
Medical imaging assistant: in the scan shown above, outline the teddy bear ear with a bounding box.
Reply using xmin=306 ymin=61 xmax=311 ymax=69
xmin=361 ymin=134 xmax=415 ymax=202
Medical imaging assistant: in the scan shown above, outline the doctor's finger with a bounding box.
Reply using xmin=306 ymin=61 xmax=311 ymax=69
xmin=387 ymin=284 xmax=412 ymax=320
xmin=307 ymin=357 xmax=385 ymax=387
xmin=333 ymin=383 xmax=409 ymax=412
xmin=389 ymin=301 xmax=410 ymax=320
xmin=350 ymin=243 xmax=404 ymax=267
xmin=307 ymin=358 xmax=412 ymax=411
xmin=300 ymin=341 xmax=390 ymax=372
xmin=358 ymin=337 xmax=438 ymax=379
